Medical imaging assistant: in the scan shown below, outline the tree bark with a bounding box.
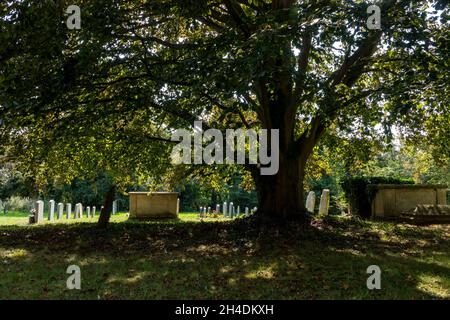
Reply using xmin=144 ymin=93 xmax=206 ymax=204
xmin=253 ymin=147 xmax=311 ymax=223
xmin=97 ymin=185 xmax=116 ymax=229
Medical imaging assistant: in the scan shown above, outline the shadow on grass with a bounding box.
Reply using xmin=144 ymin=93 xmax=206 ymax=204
xmin=0 ymin=217 xmax=449 ymax=299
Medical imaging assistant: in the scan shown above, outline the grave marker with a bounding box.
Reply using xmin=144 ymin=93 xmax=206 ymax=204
xmin=66 ymin=203 xmax=72 ymax=219
xmin=75 ymin=203 xmax=82 ymax=219
xmin=318 ymin=189 xmax=330 ymax=216
xmin=57 ymin=203 xmax=64 ymax=220
xmin=112 ymin=200 xmax=118 ymax=215
xmin=48 ymin=200 xmax=55 ymax=221
xmin=306 ymin=191 xmax=316 ymax=214
xmin=35 ymin=201 xmax=44 ymax=223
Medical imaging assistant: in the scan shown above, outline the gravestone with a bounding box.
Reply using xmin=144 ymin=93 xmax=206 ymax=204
xmin=245 ymin=207 xmax=249 ymax=216
xmin=112 ymin=200 xmax=118 ymax=215
xmin=318 ymin=189 xmax=330 ymax=216
xmin=48 ymin=200 xmax=55 ymax=221
xmin=57 ymin=203 xmax=64 ymax=220
xmin=229 ymin=202 xmax=234 ymax=218
xmin=223 ymin=202 xmax=227 ymax=217
xmin=92 ymin=206 xmax=96 ymax=217
xmin=35 ymin=201 xmax=44 ymax=223
xmin=216 ymin=204 xmax=220 ymax=214
xmin=66 ymin=203 xmax=72 ymax=219
xmin=87 ymin=207 xmax=91 ymax=218
xmin=237 ymin=206 xmax=240 ymax=217
xmin=306 ymin=191 xmax=316 ymax=214
xmin=75 ymin=203 xmax=83 ymax=219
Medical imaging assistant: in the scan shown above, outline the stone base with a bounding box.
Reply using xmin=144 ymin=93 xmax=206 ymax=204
xmin=413 ymin=205 xmax=450 ymax=216
xmin=400 ymin=214 xmax=450 ymax=225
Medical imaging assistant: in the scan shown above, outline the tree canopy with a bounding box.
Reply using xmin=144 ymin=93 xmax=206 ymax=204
xmin=0 ymin=0 xmax=448 ymax=221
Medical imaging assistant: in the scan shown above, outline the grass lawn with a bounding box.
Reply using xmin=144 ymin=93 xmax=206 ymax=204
xmin=0 ymin=211 xmax=449 ymax=300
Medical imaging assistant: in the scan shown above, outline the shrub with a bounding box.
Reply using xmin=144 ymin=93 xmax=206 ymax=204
xmin=4 ymin=196 xmax=35 ymax=212
xmin=340 ymin=176 xmax=414 ymax=218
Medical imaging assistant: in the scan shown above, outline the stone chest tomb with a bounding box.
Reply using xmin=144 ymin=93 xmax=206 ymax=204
xmin=129 ymin=192 xmax=179 ymax=219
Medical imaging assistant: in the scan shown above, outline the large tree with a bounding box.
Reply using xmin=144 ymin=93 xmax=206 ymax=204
xmin=0 ymin=0 xmax=448 ymax=222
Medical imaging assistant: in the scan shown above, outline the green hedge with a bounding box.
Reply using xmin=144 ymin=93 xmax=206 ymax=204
xmin=341 ymin=176 xmax=414 ymax=218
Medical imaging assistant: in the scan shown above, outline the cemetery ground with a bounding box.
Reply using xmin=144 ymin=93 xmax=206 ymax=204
xmin=0 ymin=212 xmax=449 ymax=300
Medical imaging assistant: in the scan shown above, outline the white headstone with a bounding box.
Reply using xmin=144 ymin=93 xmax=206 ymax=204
xmin=245 ymin=207 xmax=249 ymax=216
xmin=75 ymin=203 xmax=82 ymax=219
xmin=237 ymin=206 xmax=240 ymax=217
xmin=57 ymin=203 xmax=64 ymax=220
xmin=92 ymin=206 xmax=96 ymax=217
xmin=112 ymin=200 xmax=117 ymax=215
xmin=306 ymin=191 xmax=316 ymax=214
xmin=177 ymin=198 xmax=180 ymax=214
xmin=229 ymin=202 xmax=234 ymax=218
xmin=48 ymin=200 xmax=55 ymax=221
xmin=223 ymin=202 xmax=227 ymax=217
xmin=87 ymin=207 xmax=91 ymax=218
xmin=318 ymin=189 xmax=330 ymax=216
xmin=35 ymin=201 xmax=44 ymax=223
xmin=66 ymin=203 xmax=72 ymax=219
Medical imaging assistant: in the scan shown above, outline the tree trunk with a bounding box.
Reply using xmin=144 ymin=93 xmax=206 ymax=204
xmin=97 ymin=185 xmax=116 ymax=229
xmin=254 ymin=150 xmax=309 ymax=223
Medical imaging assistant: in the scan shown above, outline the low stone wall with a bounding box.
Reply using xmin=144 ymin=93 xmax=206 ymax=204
xmin=371 ymin=184 xmax=448 ymax=218
xmin=129 ymin=192 xmax=179 ymax=219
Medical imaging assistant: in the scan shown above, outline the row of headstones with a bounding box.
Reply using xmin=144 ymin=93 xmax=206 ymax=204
xmin=199 ymin=202 xmax=257 ymax=219
xmin=306 ymin=189 xmax=330 ymax=215
xmin=33 ymin=200 xmax=119 ymax=224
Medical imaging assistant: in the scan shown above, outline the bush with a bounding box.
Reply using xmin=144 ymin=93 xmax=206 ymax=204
xmin=341 ymin=176 xmax=414 ymax=218
xmin=3 ymin=196 xmax=35 ymax=212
